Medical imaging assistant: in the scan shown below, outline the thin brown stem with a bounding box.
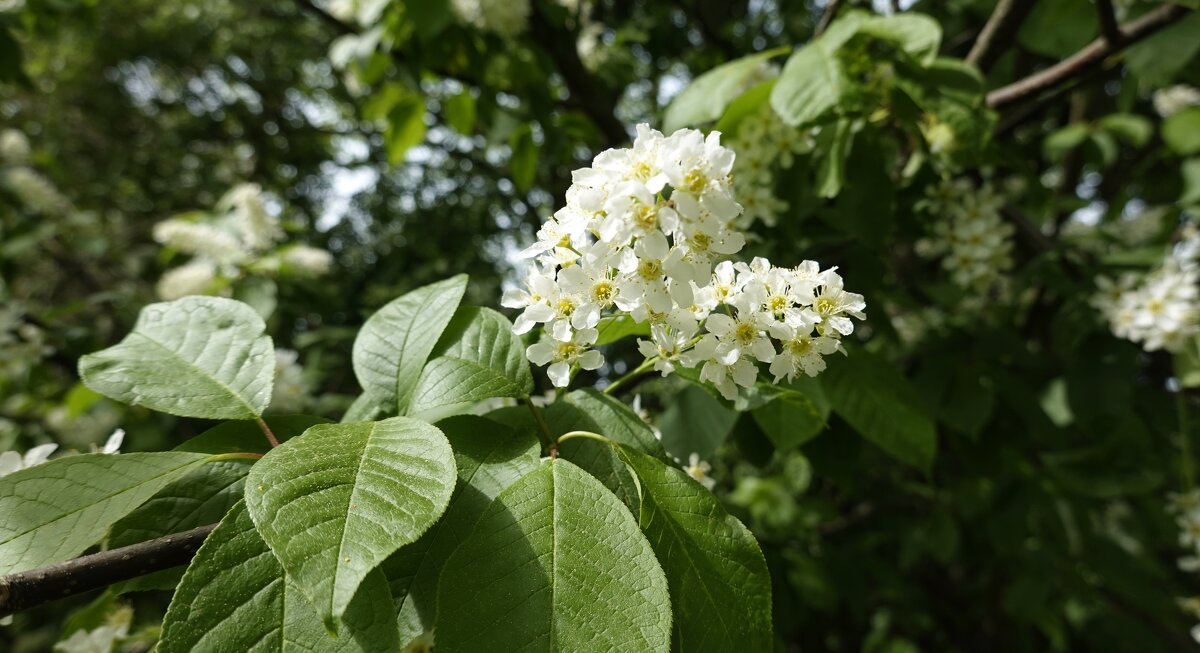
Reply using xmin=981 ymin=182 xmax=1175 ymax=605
xmin=966 ymin=0 xmax=1039 ymax=72
xmin=986 ymin=4 xmax=1190 ymax=109
xmin=0 ymin=525 xmax=216 ymax=616
xmin=256 ymin=417 xmax=280 ymax=448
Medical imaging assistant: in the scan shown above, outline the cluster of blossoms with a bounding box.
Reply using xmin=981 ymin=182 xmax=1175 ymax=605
xmin=725 ymin=104 xmax=813 ymax=229
xmin=450 ymin=0 xmax=529 ymax=37
xmin=914 ymin=177 xmax=1015 ymax=295
xmin=0 ymin=129 xmax=74 ymax=216
xmin=153 ymin=183 xmax=334 ymax=300
xmin=1092 ymin=224 xmax=1200 ymax=353
xmin=503 ymin=124 xmax=865 ymax=400
xmin=270 ymin=349 xmax=313 ymax=413
xmin=1168 ymin=490 xmax=1200 ymax=643
xmin=1154 ymin=85 xmax=1200 ymax=119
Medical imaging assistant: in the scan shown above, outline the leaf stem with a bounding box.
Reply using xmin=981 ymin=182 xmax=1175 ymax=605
xmin=556 ymin=430 xmax=611 ymax=447
xmin=209 ymin=452 xmax=264 ymax=462
xmin=603 ymin=358 xmax=656 ymax=396
xmin=524 ymin=398 xmax=555 ymax=455
xmin=256 ymin=417 xmax=280 ymax=449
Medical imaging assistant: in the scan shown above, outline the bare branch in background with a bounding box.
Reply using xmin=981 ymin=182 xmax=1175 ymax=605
xmin=966 ymin=0 xmax=1039 ymax=72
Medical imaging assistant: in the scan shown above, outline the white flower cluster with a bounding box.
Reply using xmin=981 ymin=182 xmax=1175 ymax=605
xmin=2 ymin=166 xmax=74 ymax=216
xmin=153 ymin=183 xmax=334 ymax=300
xmin=0 ymin=128 xmax=30 ymax=164
xmin=1154 ymin=85 xmax=1200 ymax=119
xmin=55 ymin=605 xmax=132 ymax=653
xmin=270 ymin=349 xmax=312 ymax=413
xmin=450 ymin=0 xmax=529 ymax=37
xmin=1092 ymin=228 xmax=1200 ymax=353
xmin=915 ymin=177 xmax=1015 ymax=293
xmin=503 ymin=124 xmax=865 ymax=399
xmin=725 ymin=104 xmax=813 ymax=229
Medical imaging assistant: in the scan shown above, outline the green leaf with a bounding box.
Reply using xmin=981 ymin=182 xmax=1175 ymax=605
xmin=1126 ymin=12 xmax=1200 ymax=85
xmin=658 ymin=384 xmax=737 ymax=461
xmin=1164 ymin=108 xmax=1200 ymax=156
xmin=1018 ymin=0 xmax=1097 ymax=58
xmin=616 ymin=446 xmax=772 ymax=652
xmin=343 ymin=393 xmax=389 ymax=422
xmin=383 ymin=416 xmax=541 ymax=648
xmin=160 ymin=502 xmax=398 ymax=653
xmin=664 ymin=47 xmax=789 ymax=132
xmin=352 ymin=275 xmax=468 ymax=415
xmin=1175 ymin=335 xmax=1200 ymax=388
xmin=409 ymin=306 xmax=533 ymax=417
xmin=0 ymin=452 xmax=211 ymax=574
xmin=175 ymin=415 xmax=331 ymax=454
xmin=815 ymin=117 xmax=854 ymax=198
xmin=859 ymin=13 xmax=942 ymax=65
xmin=444 ymin=90 xmax=476 ymax=134
xmin=1098 ymin=113 xmax=1153 ymax=147
xmin=244 ymin=417 xmax=456 ymax=628
xmin=823 ymin=351 xmax=937 ymax=473
xmin=594 ymin=314 xmax=651 ymax=345
xmin=434 ymin=459 xmax=672 ymax=652
xmin=1043 ymin=123 xmax=1091 ymax=161
xmin=107 ymin=460 xmax=251 ymax=592
xmin=751 ymin=380 xmax=830 ymax=450
xmin=510 ymin=124 xmax=538 ymax=193
xmin=385 ymin=95 xmax=427 ymax=164
xmin=770 ymin=43 xmax=844 ymax=128
xmin=1182 ymin=158 xmax=1200 ymax=207
xmin=714 ymin=80 xmax=775 ymax=134
xmin=79 ymin=296 xmax=274 ymax=420
xmin=561 ymin=388 xmax=664 ymax=455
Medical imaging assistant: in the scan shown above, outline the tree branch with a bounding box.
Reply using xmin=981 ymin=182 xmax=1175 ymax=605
xmin=1095 ymin=0 xmax=1122 ymax=45
xmin=966 ymin=0 xmax=1039 ymax=72
xmin=986 ymin=4 xmax=1190 ymax=109
xmin=815 ymin=0 xmax=846 ymax=37
xmin=0 ymin=525 xmax=215 ymax=616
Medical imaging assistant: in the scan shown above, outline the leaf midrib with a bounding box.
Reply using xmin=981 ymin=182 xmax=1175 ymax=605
xmin=136 ymin=331 xmax=259 ymax=417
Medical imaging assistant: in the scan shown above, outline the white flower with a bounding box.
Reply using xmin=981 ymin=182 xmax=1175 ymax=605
xmin=156 ymin=260 xmax=218 ymax=300
xmin=0 ymin=443 xmax=58 ymax=477
xmin=153 ymin=218 xmax=248 ymax=265
xmin=94 ymin=428 xmax=124 ymax=454
xmin=769 ymin=323 xmax=842 ymax=382
xmin=451 ymin=0 xmax=529 ymax=37
xmin=0 ymin=129 xmax=31 ymax=164
xmin=281 ymin=245 xmax=334 ymax=277
xmin=525 ymin=328 xmax=604 ymax=388
xmin=1153 ymin=85 xmax=1200 ymax=118
xmin=220 ymin=183 xmax=281 ymax=251
xmin=636 ymin=324 xmax=694 ymax=376
xmin=812 ymin=271 xmax=867 ymax=337
xmin=684 ymin=453 xmax=716 ymax=490
xmin=2 ymin=167 xmax=73 ymax=215
xmin=271 ymin=349 xmax=311 ymax=413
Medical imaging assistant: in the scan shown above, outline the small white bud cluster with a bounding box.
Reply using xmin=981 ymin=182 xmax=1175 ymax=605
xmin=153 ymin=183 xmax=334 ymax=300
xmin=270 ymin=348 xmax=312 ymax=413
xmin=450 ymin=0 xmax=529 ymax=37
xmin=1153 ymin=85 xmax=1200 ymax=119
xmin=1092 ymin=226 xmax=1200 ymax=353
xmin=503 ymin=124 xmax=865 ymax=398
xmin=914 ymin=177 xmax=1015 ymax=294
xmin=725 ymin=104 xmax=814 ymax=229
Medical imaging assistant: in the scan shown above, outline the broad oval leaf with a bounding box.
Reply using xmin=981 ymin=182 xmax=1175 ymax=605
xmin=383 ymin=415 xmax=541 ymax=648
xmin=860 ymin=13 xmax=942 ymax=64
xmin=770 ymin=43 xmax=844 ymax=128
xmin=616 ymin=446 xmax=773 ymax=652
xmin=435 ymin=459 xmax=672 ymax=652
xmin=0 ymin=452 xmax=211 ymax=574
xmin=823 ymin=350 xmax=937 ymax=473
xmin=244 ymin=417 xmax=456 ymax=628
xmin=79 ymin=296 xmax=275 ymax=420
xmin=352 ymin=275 xmax=468 ymax=415
xmin=160 ymin=502 xmax=398 ymax=653
xmin=663 ymin=47 xmax=789 ymax=132
xmin=409 ymin=306 xmax=534 ymax=417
